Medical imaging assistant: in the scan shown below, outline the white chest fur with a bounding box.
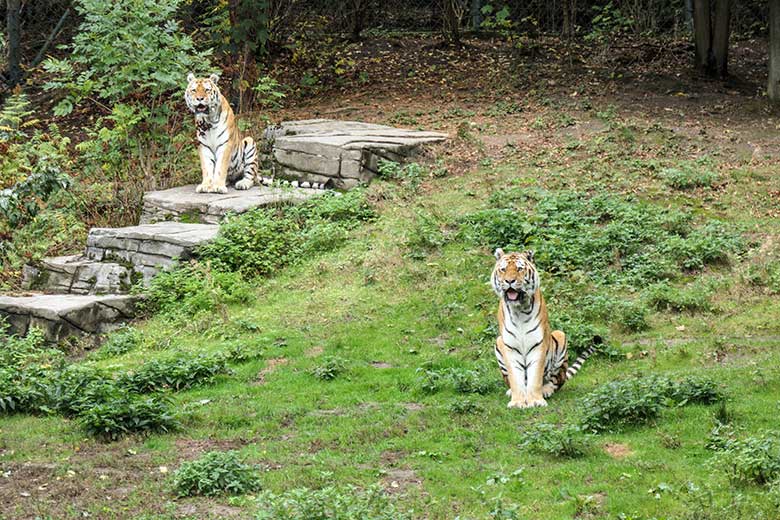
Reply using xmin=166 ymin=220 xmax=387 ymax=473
xmin=501 ymin=300 xmax=544 ymax=391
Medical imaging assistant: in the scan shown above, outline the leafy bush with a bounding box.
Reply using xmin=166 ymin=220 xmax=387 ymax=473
xmin=43 ymin=364 xmax=119 ymax=417
xmin=142 ymin=262 xmax=255 ymax=317
xmin=310 ymin=356 xmax=348 ymax=381
xmin=644 ymin=282 xmax=713 ymax=312
xmin=415 ymin=365 xmax=500 ymax=395
xmin=118 ymin=353 xmax=229 ymax=393
xmin=96 ymin=326 xmax=142 ymax=359
xmin=405 ymin=211 xmax=448 ymax=259
xmin=171 ymin=450 xmax=261 ymax=497
xmin=77 ymin=394 xmax=178 ymax=440
xmin=42 ymin=0 xmax=211 ymax=113
xmin=198 ymin=190 xmax=375 ymax=277
xmin=581 ymin=375 xmax=724 ymax=433
xmin=661 ymin=166 xmax=718 ymax=190
xmin=664 ymin=376 xmax=724 ymax=406
xmin=459 ymin=190 xmax=743 ymax=287
xmin=377 ymin=160 xmax=426 ymax=193
xmin=447 ymin=397 xmax=484 ymax=415
xmin=522 ymin=422 xmax=591 ymax=458
xmin=711 ymin=433 xmax=780 ymax=485
xmin=255 ymin=485 xmax=412 ymax=520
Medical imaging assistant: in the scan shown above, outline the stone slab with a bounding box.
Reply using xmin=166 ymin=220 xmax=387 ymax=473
xmin=263 ymin=119 xmax=447 ymax=189
xmin=0 ymin=293 xmax=139 ymax=343
xmin=86 ymin=222 xmax=220 ymax=269
xmin=22 ymin=255 xmax=135 ymax=295
xmin=140 ymin=184 xmax=324 ymax=225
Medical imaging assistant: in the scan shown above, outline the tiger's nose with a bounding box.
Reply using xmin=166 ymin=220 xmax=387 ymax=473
xmin=505 ymin=279 xmax=516 ymax=285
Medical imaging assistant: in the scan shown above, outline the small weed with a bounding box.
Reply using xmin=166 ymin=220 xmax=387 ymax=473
xmin=644 ymin=282 xmax=714 ymax=312
xmin=96 ymin=326 xmax=142 ymax=358
xmin=171 ymin=450 xmax=261 ymax=497
xmin=310 ymin=356 xmax=348 ymax=381
xmin=405 ymin=211 xmax=448 ymax=259
xmin=522 ymin=423 xmax=590 ymax=458
xmin=447 ymin=398 xmax=484 ymax=415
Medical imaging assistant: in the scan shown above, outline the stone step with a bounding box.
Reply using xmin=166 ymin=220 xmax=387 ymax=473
xmin=22 ymin=255 xmax=136 ymax=295
xmin=265 ymin=119 xmax=447 ymax=189
xmin=0 ymin=293 xmax=138 ymax=343
xmin=85 ymin=222 xmax=219 ymax=275
xmin=141 ymin=183 xmax=323 ymax=225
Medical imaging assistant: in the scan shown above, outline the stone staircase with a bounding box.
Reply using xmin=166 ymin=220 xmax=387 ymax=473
xmin=0 ymin=119 xmax=446 ymax=343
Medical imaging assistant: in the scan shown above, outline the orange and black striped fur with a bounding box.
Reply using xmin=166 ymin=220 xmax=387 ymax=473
xmin=185 ymin=73 xmax=257 ymax=194
xmin=492 ymin=249 xmax=596 ymax=408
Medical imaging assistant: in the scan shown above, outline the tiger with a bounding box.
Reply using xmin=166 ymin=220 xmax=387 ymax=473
xmin=185 ymin=72 xmax=258 ymax=194
xmin=491 ymin=248 xmax=598 ymax=408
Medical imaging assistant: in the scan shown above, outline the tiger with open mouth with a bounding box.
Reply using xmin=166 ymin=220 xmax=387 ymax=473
xmin=491 ymin=248 xmax=597 ymax=408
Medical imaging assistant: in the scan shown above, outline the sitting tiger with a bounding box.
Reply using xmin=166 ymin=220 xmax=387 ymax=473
xmin=492 ymin=248 xmax=598 ymax=408
xmin=185 ymin=73 xmax=258 ymax=194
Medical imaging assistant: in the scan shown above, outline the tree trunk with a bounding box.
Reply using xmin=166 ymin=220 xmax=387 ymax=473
xmin=471 ymin=0 xmax=482 ymax=30
xmin=692 ymin=0 xmax=712 ymax=73
xmin=770 ymin=0 xmax=780 ymax=102
xmin=691 ymin=0 xmax=730 ymax=77
xmin=6 ymin=0 xmax=22 ymax=87
xmin=711 ymin=0 xmax=730 ymax=77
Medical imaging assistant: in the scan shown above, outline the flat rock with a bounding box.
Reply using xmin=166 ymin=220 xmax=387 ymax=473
xmin=0 ymin=293 xmax=139 ymax=342
xmin=140 ymin=184 xmax=324 ymax=225
xmin=85 ymin=222 xmax=219 ymax=271
xmin=265 ymin=119 xmax=447 ymax=189
xmin=22 ymin=255 xmax=136 ymax=295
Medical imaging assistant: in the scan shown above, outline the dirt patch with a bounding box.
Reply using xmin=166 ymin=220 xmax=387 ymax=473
xmin=173 ymin=438 xmax=249 ymax=460
xmin=402 ymin=403 xmax=425 ymax=412
xmin=176 ymin=501 xmax=245 ymax=518
xmin=604 ymin=442 xmax=633 ymax=458
xmin=370 ymin=361 xmax=393 ymax=368
xmin=254 ymin=357 xmax=289 ymax=385
xmin=382 ymin=468 xmax=423 ymax=494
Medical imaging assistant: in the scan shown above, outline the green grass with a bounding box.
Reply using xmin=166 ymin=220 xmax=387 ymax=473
xmin=2 ymin=103 xmax=780 ymax=519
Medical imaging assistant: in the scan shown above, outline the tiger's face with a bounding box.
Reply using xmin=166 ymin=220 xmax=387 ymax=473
xmin=185 ymin=73 xmax=221 ymax=116
xmin=492 ymin=248 xmax=539 ymax=308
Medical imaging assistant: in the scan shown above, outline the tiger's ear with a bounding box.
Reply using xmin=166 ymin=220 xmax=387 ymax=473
xmin=187 ymin=72 xmax=195 ymax=84
xmin=524 ymin=250 xmax=535 ymax=261
xmin=494 ymin=248 xmax=505 ymax=260
xmin=209 ymin=73 xmax=220 ymax=85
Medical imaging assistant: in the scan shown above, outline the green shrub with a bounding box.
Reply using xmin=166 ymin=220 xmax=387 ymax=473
xmin=255 ymin=485 xmax=411 ymax=520
xmin=141 ymin=262 xmax=254 ymax=316
xmin=118 ymin=353 xmax=229 ymax=393
xmin=521 ymin=423 xmax=591 ymax=458
xmin=711 ymin=433 xmax=780 ymax=485
xmin=706 ymin=422 xmax=738 ymax=452
xmin=310 ymin=356 xmax=348 ymax=381
xmin=198 ymin=190 xmax=375 ymax=277
xmin=415 ymin=365 xmax=499 ymax=395
xmin=644 ymin=282 xmax=713 ymax=312
xmin=44 ymin=365 xmax=119 ymax=417
xmin=77 ymin=394 xmax=178 ymax=440
xmin=42 ymin=0 xmax=211 ymax=113
xmin=580 ymin=377 xmax=666 ymax=432
xmin=459 ymin=190 xmax=743 ymax=288
xmin=405 ymin=211 xmax=448 ymax=259
xmin=171 ymin=450 xmax=261 ymax=497
xmin=96 ymin=326 xmax=142 ymax=358
xmin=664 ymin=376 xmax=724 ymax=406
xmin=581 ymin=375 xmax=724 ymax=433
xmin=661 ymin=166 xmax=718 ymax=190
xmin=447 ymin=397 xmax=484 ymax=415
xmin=449 ymin=367 xmax=501 ymax=395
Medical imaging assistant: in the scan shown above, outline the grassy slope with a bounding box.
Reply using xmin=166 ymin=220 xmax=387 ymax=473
xmin=2 ymin=101 xmax=780 ymax=519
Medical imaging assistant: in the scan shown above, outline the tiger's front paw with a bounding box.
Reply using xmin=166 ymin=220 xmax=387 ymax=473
xmin=507 ymin=397 xmax=527 ymax=409
xmin=195 ymin=182 xmax=209 ymax=193
xmin=234 ymin=178 xmax=254 ymax=190
xmin=525 ymin=395 xmax=548 ymax=408
xmin=212 ymin=184 xmax=228 ymax=194
xmin=542 ymin=383 xmax=556 ymax=399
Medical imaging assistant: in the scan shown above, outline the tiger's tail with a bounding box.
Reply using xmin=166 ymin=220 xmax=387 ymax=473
xmin=565 ymin=336 xmax=602 ymax=381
